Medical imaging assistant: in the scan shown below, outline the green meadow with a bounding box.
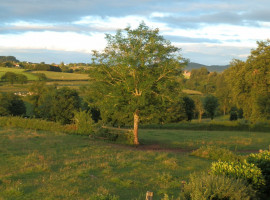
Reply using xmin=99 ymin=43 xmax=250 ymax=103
xmin=31 ymin=71 xmax=89 ymax=81
xmin=1 ymin=125 xmax=269 ymax=199
xmin=0 ymin=67 xmax=39 ymax=81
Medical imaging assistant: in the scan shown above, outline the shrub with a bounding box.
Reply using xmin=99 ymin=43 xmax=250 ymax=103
xmin=180 ymin=172 xmax=257 ymax=200
xmin=94 ymin=127 xmax=119 ymax=141
xmin=247 ymin=150 xmax=270 ymax=191
xmin=92 ymin=127 xmax=134 ymax=144
xmin=0 ymin=116 xmax=76 ymax=134
xmin=211 ymin=161 xmax=265 ymax=191
xmin=191 ymin=145 xmax=243 ymax=162
xmin=73 ymin=110 xmax=95 ymax=135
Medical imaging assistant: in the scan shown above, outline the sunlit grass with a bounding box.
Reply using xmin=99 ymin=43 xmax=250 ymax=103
xmin=0 ymin=67 xmax=39 ymax=81
xmin=0 ymin=128 xmax=210 ymax=199
xmin=31 ymin=71 xmax=89 ymax=80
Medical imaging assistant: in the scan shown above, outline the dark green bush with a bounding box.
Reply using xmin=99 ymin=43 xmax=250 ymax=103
xmin=247 ymin=150 xmax=270 ymax=193
xmin=92 ymin=127 xmax=134 ymax=144
xmin=191 ymin=145 xmax=243 ymax=162
xmin=180 ymin=172 xmax=257 ymax=200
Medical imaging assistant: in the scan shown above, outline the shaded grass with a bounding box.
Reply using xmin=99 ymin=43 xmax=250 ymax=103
xmin=0 ymin=128 xmax=210 ymax=199
xmin=140 ymin=120 xmax=270 ymax=132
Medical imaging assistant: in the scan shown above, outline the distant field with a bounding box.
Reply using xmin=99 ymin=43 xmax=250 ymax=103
xmin=31 ymin=71 xmax=89 ymax=80
xmin=0 ymin=84 xmax=30 ymax=93
xmin=0 ymin=80 xmax=89 ymax=93
xmin=0 ymin=67 xmax=39 ymax=81
xmin=182 ymin=89 xmax=202 ymax=95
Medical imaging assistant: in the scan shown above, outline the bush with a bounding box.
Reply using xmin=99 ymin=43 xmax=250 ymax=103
xmin=73 ymin=110 xmax=95 ymax=135
xmin=211 ymin=161 xmax=265 ymax=191
xmin=92 ymin=127 xmax=134 ymax=144
xmin=0 ymin=116 xmax=76 ymax=134
xmin=247 ymin=150 xmax=270 ymax=192
xmin=180 ymin=172 xmax=257 ymax=200
xmin=191 ymin=145 xmax=243 ymax=162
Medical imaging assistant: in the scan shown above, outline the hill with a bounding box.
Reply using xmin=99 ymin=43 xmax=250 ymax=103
xmin=186 ymin=62 xmax=229 ymax=72
xmin=0 ymin=56 xmax=19 ymax=63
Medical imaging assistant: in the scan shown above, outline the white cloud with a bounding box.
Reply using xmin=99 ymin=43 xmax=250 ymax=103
xmin=0 ymin=31 xmax=107 ymax=53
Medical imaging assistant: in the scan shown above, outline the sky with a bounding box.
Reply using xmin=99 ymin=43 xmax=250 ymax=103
xmin=1 ymin=0 xmax=270 ymax=65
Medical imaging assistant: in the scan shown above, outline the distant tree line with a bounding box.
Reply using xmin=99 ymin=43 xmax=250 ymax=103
xmin=183 ymin=40 xmax=270 ymax=122
xmin=0 ymin=56 xmax=19 ymax=63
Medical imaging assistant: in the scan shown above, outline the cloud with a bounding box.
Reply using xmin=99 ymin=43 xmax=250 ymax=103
xmin=1 ymin=0 xmax=270 ymax=65
xmin=178 ymin=43 xmax=253 ymax=65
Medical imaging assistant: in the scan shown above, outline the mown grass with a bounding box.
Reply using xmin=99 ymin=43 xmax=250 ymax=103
xmin=31 ymin=71 xmax=89 ymax=80
xmin=0 ymin=67 xmax=39 ymax=81
xmin=0 ymin=128 xmax=211 ymax=199
xmin=0 ymin=84 xmax=30 ymax=93
xmin=0 ymin=80 xmax=89 ymax=94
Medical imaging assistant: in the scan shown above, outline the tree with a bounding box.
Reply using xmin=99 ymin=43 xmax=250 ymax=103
xmin=225 ymin=40 xmax=270 ymax=121
xmin=215 ymin=73 xmax=230 ymax=115
xmin=88 ymin=23 xmax=187 ymax=145
xmin=1 ymin=72 xmax=17 ymax=84
xmin=203 ymin=95 xmax=219 ymax=120
xmin=16 ymin=74 xmax=28 ymax=84
xmin=38 ymin=87 xmax=81 ymax=124
xmin=192 ymin=96 xmax=204 ymax=123
xmin=28 ymin=81 xmax=50 ymax=117
xmin=0 ymin=93 xmax=26 ymax=116
xmin=183 ymin=96 xmax=195 ymax=121
xmin=1 ymin=72 xmax=28 ymax=84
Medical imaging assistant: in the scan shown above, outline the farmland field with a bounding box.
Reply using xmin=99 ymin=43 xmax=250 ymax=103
xmin=0 ymin=67 xmax=39 ymax=81
xmin=0 ymin=127 xmax=269 ymax=199
xmin=31 ymin=71 xmax=89 ymax=80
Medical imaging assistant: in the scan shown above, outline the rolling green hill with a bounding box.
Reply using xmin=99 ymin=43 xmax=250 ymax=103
xmin=186 ymin=62 xmax=229 ymax=72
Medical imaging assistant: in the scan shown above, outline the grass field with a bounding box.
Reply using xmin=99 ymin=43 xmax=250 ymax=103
xmin=0 ymin=67 xmax=39 ymax=81
xmin=0 ymin=80 xmax=89 ymax=94
xmin=139 ymin=129 xmax=270 ymax=151
xmin=31 ymin=71 xmax=89 ymax=81
xmin=0 ymin=128 xmax=210 ymax=200
xmin=0 ymin=126 xmax=269 ymax=199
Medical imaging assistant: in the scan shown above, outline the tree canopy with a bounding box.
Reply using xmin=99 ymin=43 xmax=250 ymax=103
xmin=88 ymin=23 xmax=187 ymax=144
xmin=224 ymin=40 xmax=270 ymax=121
xmin=0 ymin=93 xmax=26 ymax=116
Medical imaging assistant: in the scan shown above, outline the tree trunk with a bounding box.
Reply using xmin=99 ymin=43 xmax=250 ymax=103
xmin=223 ymin=105 xmax=226 ymax=115
xmin=199 ymin=111 xmax=203 ymax=123
xmin=133 ymin=110 xmax=140 ymax=145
